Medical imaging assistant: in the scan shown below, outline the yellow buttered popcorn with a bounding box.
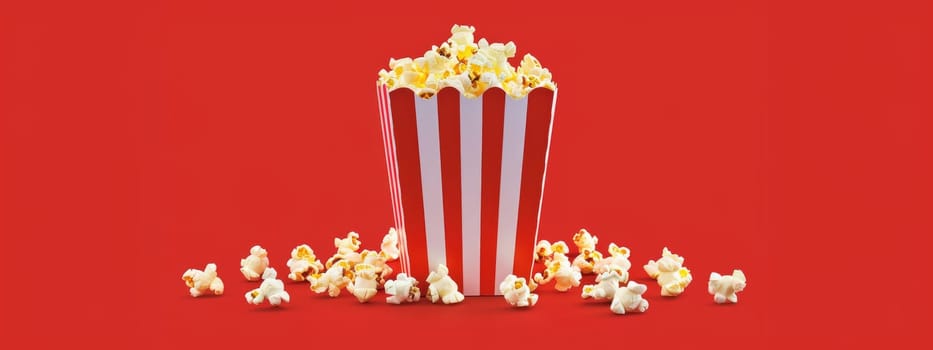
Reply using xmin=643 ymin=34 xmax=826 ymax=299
xmin=377 ymin=25 xmax=556 ymax=99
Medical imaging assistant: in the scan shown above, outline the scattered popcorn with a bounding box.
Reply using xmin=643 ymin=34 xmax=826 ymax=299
xmin=245 ymin=268 xmax=290 ymax=306
xmin=572 ymin=248 xmax=604 ymax=275
xmin=376 ymin=24 xmax=556 ymax=99
xmin=308 ymin=260 xmax=353 ymax=297
xmin=359 ymin=249 xmax=393 ymax=286
xmin=240 ymin=245 xmax=270 ymax=281
xmin=380 ymin=227 xmax=400 ymax=262
xmin=347 ymin=263 xmax=379 ymax=303
xmin=325 ymin=232 xmax=363 ymax=269
xmin=708 ymin=270 xmax=746 ymax=304
xmin=499 ymin=274 xmax=538 ymax=308
xmin=534 ymin=240 xmax=570 ymax=263
xmin=385 ymin=273 xmax=421 ymax=304
xmin=581 ymin=268 xmax=626 ymax=301
xmin=572 ymin=229 xmax=599 ymax=253
xmin=286 ymin=244 xmax=325 ymax=282
xmin=425 ymin=264 xmax=465 ymax=304
xmin=644 ymin=247 xmax=692 ymax=296
xmin=182 ymin=263 xmax=224 ymax=297
xmin=534 ymin=240 xmax=553 ymax=263
xmin=532 ymin=253 xmax=581 ymax=292
xmin=643 ymin=247 xmax=684 ymax=279
xmin=610 ymin=281 xmax=650 ymax=315
xmin=592 ymin=242 xmax=632 ymax=281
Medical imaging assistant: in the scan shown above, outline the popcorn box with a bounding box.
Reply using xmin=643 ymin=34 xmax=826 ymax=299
xmin=377 ymin=84 xmax=557 ymax=295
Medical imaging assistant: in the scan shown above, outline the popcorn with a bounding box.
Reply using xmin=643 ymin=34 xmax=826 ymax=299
xmin=572 ymin=248 xmax=604 ymax=275
xmin=359 ymin=249 xmax=393 ymax=285
xmin=377 ymin=24 xmax=556 ymax=99
xmin=532 ymin=253 xmax=581 ymax=292
xmin=380 ymin=227 xmax=400 ymax=262
xmin=308 ymin=260 xmax=353 ymax=297
xmin=708 ymin=270 xmax=746 ymax=304
xmin=610 ymin=281 xmax=650 ymax=315
xmin=325 ymin=232 xmax=363 ymax=269
xmin=534 ymin=240 xmax=553 ymax=263
xmin=286 ymin=244 xmax=325 ymax=282
xmin=182 ymin=263 xmax=224 ymax=297
xmin=534 ymin=240 xmax=570 ymax=263
xmin=643 ymin=247 xmax=684 ymax=279
xmin=425 ymin=264 xmax=465 ymax=304
xmin=581 ymin=268 xmax=626 ymax=301
xmin=245 ymin=268 xmax=290 ymax=306
xmin=592 ymin=242 xmax=632 ymax=281
xmin=644 ymin=247 xmax=692 ymax=296
xmin=240 ymin=245 xmax=270 ymax=281
xmin=572 ymin=229 xmax=599 ymax=253
xmin=499 ymin=274 xmax=538 ymax=308
xmin=385 ymin=273 xmax=421 ymax=304
xmin=347 ymin=263 xmax=379 ymax=303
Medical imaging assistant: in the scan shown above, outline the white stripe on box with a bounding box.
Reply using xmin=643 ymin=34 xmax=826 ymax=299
xmin=459 ymin=95 xmax=483 ymax=296
xmin=414 ymin=96 xmax=447 ymax=272
xmin=495 ymin=96 xmax=528 ymax=295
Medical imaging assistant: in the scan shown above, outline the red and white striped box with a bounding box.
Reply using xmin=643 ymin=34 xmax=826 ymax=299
xmin=376 ymin=84 xmax=557 ymax=296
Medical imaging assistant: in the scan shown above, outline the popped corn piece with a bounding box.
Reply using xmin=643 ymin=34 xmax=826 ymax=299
xmin=425 ymin=264 xmax=464 ymax=304
xmin=182 ymin=263 xmax=224 ymax=297
xmin=240 ymin=245 xmax=269 ymax=281
xmin=581 ymin=268 xmax=626 ymax=301
xmin=534 ymin=240 xmax=571 ymax=263
xmin=572 ymin=248 xmax=604 ymax=275
xmin=347 ymin=263 xmax=379 ymax=303
xmin=592 ymin=242 xmax=632 ymax=279
xmin=325 ymin=232 xmax=363 ymax=269
xmin=532 ymin=252 xmax=581 ymax=292
xmin=380 ymin=227 xmax=400 ymax=261
xmin=572 ymin=229 xmax=599 ymax=253
xmin=376 ymin=25 xmax=555 ymax=99
xmin=385 ymin=273 xmax=421 ymax=304
xmin=534 ymin=240 xmax=553 ymax=263
xmin=610 ymin=281 xmax=650 ymax=315
xmin=643 ymin=247 xmax=685 ymax=279
xmin=499 ymin=274 xmax=538 ymax=308
xmin=644 ymin=247 xmax=692 ymax=296
xmin=244 ymin=268 xmax=290 ymax=306
xmin=709 ymin=270 xmax=746 ymax=304
xmin=309 ymin=260 xmax=352 ymax=297
xmin=286 ymin=244 xmax=324 ymax=282
xmin=359 ymin=249 xmax=393 ymax=285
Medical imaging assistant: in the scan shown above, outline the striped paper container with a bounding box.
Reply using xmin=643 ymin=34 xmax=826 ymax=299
xmin=376 ymin=84 xmax=557 ymax=296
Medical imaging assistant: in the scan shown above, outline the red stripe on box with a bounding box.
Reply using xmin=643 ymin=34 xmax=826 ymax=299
xmin=513 ymin=89 xmax=556 ymax=280
xmin=437 ymin=89 xmax=463 ymax=288
xmin=390 ymin=88 xmax=428 ymax=281
xmin=377 ymin=85 xmax=399 ymax=261
xmin=480 ymin=89 xmax=506 ymax=295
xmin=381 ymin=85 xmax=408 ymax=273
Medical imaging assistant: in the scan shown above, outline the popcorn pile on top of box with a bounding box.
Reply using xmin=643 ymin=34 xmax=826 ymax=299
xmin=181 ymin=25 xmax=748 ymax=313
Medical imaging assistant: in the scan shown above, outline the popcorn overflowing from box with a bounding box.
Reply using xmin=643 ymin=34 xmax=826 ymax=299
xmin=377 ymin=25 xmax=558 ymax=295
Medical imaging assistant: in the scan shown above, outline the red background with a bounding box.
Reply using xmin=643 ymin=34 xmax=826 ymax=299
xmin=1 ymin=0 xmax=931 ymax=348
